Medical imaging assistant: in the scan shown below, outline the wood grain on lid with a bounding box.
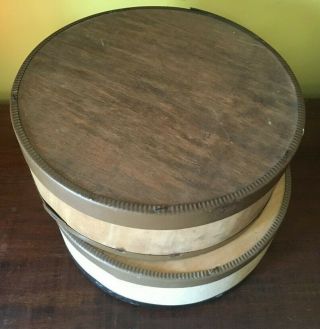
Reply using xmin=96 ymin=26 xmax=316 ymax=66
xmin=14 ymin=8 xmax=303 ymax=207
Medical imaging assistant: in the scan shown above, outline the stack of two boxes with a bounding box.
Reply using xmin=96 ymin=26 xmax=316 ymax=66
xmin=10 ymin=8 xmax=304 ymax=306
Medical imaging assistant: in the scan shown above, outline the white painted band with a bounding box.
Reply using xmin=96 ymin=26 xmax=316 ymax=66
xmin=61 ymin=231 xmax=268 ymax=306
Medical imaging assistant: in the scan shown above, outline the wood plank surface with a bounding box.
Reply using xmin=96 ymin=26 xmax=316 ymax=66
xmin=0 ymin=100 xmax=319 ymax=328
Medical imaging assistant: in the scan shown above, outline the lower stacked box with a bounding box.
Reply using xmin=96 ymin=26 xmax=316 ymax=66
xmin=47 ymin=171 xmax=290 ymax=306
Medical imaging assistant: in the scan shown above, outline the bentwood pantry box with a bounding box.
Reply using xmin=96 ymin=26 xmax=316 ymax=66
xmin=10 ymin=8 xmax=304 ymax=305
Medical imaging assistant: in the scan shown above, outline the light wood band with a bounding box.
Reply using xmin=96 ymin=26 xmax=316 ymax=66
xmin=32 ymin=170 xmax=274 ymax=256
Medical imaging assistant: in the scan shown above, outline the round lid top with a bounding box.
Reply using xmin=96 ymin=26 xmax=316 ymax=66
xmin=12 ymin=8 xmax=304 ymax=216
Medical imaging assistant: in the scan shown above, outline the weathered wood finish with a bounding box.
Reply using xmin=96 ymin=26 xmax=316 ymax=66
xmin=13 ymin=8 xmax=303 ymax=219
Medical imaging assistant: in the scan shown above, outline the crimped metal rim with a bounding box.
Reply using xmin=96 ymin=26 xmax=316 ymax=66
xmin=60 ymin=169 xmax=291 ymax=285
xmin=10 ymin=7 xmax=304 ymax=216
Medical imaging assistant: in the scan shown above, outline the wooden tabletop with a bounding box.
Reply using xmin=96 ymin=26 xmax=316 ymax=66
xmin=0 ymin=100 xmax=319 ymax=328
xmin=13 ymin=8 xmax=303 ymax=213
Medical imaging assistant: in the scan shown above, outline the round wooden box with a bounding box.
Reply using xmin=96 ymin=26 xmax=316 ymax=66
xmin=10 ymin=8 xmax=304 ymax=258
xmin=59 ymin=170 xmax=290 ymax=306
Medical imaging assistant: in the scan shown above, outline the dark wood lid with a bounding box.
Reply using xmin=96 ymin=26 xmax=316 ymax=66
xmin=11 ymin=8 xmax=304 ymax=220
